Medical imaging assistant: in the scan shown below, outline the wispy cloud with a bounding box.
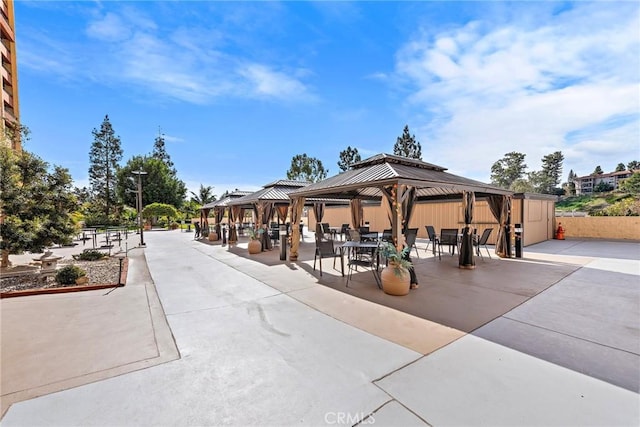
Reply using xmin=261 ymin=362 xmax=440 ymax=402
xmin=21 ymin=3 xmax=314 ymax=105
xmin=394 ymin=2 xmax=640 ymax=179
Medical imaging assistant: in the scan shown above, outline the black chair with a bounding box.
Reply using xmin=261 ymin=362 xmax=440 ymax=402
xmin=313 ymin=238 xmax=342 ymax=277
xmin=474 ymin=228 xmax=493 ymax=259
xmin=437 ymin=228 xmax=459 ymax=259
xmin=425 ymin=225 xmax=438 ymax=254
xmin=269 ymin=225 xmax=280 ymax=246
xmin=346 ymin=244 xmax=380 ymax=289
xmin=340 ymin=223 xmax=350 ymax=240
xmin=404 ymin=228 xmax=419 ymax=258
xmin=381 ymin=229 xmax=393 ymax=243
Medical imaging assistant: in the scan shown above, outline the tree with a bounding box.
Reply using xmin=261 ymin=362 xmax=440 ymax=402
xmin=393 ymin=125 xmax=422 ymax=159
xmin=141 ymin=202 xmax=179 ymax=226
xmin=619 ymin=172 xmax=640 ymax=194
xmin=593 ymin=165 xmax=603 ymax=175
xmin=0 ymin=147 xmax=77 ymax=267
xmin=116 ymin=156 xmax=186 ymax=209
xmin=627 ymin=161 xmax=640 ymax=171
xmin=538 ymin=151 xmax=564 ymax=194
xmin=563 ymin=169 xmax=577 ymax=196
xmin=615 ymin=163 xmax=626 ymax=172
xmin=594 ymin=181 xmax=614 ymax=192
xmin=190 ymin=184 xmax=216 ymax=205
xmin=152 ymin=129 xmax=175 ymax=172
xmin=286 ymin=154 xmax=328 ymax=182
xmin=337 ymin=146 xmax=361 ymax=172
xmin=490 ymin=152 xmax=527 ymax=189
xmin=88 ymin=115 xmax=123 ymax=221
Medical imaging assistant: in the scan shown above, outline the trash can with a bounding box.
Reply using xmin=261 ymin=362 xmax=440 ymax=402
xmin=279 ymin=225 xmax=287 ymax=260
xmin=514 ymin=223 xmax=523 ymax=258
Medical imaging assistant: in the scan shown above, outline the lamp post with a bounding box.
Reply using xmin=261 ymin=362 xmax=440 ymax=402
xmin=131 ymin=170 xmax=148 ymax=246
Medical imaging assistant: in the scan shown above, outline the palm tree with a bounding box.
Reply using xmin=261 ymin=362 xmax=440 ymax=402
xmin=190 ymin=184 xmax=216 ymax=205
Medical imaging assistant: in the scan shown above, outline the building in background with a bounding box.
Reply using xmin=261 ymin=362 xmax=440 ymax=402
xmin=573 ymin=170 xmax=633 ymax=195
xmin=1 ymin=0 xmax=20 ymax=152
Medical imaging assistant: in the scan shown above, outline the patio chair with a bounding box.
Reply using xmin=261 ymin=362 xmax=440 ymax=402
xmin=437 ymin=228 xmax=459 ymax=259
xmin=313 ymin=238 xmax=342 ymax=277
xmin=424 ymin=225 xmax=438 ymax=254
xmin=474 ymin=228 xmax=493 ymax=259
xmin=268 ymin=225 xmax=280 ymax=246
xmin=404 ymin=228 xmax=419 ymax=258
xmin=346 ymin=243 xmax=380 ymax=289
xmin=381 ymin=229 xmax=393 ymax=243
xmin=340 ymin=223 xmax=350 ymax=240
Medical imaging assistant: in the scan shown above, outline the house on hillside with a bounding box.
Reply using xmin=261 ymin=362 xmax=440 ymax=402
xmin=573 ymin=170 xmax=634 ymax=195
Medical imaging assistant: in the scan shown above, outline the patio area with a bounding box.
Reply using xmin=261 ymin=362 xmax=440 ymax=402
xmin=209 ymin=231 xmax=639 ymax=393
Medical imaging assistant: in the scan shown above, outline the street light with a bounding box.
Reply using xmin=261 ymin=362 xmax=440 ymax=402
xmin=131 ymin=170 xmax=148 ymax=246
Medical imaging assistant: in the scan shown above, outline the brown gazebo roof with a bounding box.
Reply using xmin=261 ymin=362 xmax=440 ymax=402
xmin=289 ymin=153 xmax=512 ymax=200
xmin=200 ymin=190 xmax=254 ymax=210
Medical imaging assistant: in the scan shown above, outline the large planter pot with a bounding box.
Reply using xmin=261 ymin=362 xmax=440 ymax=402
xmin=381 ymin=265 xmax=410 ymax=296
xmin=248 ymin=239 xmax=262 ymax=254
xmin=208 ymin=232 xmax=218 ymax=241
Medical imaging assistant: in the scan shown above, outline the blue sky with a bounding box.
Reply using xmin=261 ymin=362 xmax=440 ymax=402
xmin=17 ymin=1 xmax=640 ymax=197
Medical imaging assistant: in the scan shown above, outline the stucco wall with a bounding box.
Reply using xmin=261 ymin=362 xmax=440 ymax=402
xmin=555 ymin=216 xmax=640 ymax=240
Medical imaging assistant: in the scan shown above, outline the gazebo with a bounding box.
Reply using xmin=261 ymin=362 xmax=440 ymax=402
xmin=200 ymin=190 xmax=253 ymax=240
xmin=227 ymin=179 xmax=349 ymax=250
xmin=288 ymin=153 xmax=514 ymax=268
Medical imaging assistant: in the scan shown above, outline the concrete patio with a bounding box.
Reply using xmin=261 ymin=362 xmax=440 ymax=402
xmin=1 ymin=230 xmax=638 ymax=425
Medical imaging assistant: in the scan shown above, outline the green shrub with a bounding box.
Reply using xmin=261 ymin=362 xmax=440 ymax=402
xmin=72 ymin=250 xmax=106 ymax=261
xmin=55 ymin=265 xmax=87 ymax=285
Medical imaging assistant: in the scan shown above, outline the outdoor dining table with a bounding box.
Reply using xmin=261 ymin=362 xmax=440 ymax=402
xmin=340 ymin=240 xmax=382 ymax=288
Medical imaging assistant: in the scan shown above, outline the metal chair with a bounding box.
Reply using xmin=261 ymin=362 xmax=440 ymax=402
xmin=474 ymin=228 xmax=493 ymax=259
xmin=313 ymin=238 xmax=342 ymax=276
xmin=437 ymin=228 xmax=459 ymax=259
xmin=404 ymin=228 xmax=419 ymax=258
xmin=424 ymin=225 xmax=438 ymax=254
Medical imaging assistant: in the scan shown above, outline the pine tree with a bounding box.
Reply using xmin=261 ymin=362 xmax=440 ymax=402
xmin=337 ymin=146 xmax=361 ymax=172
xmin=88 ymin=115 xmax=123 ymax=221
xmin=538 ymin=151 xmax=564 ymax=194
xmin=393 ymin=125 xmax=422 ymax=159
xmin=152 ymin=128 xmax=175 ymax=173
xmin=490 ymin=152 xmax=527 ymax=189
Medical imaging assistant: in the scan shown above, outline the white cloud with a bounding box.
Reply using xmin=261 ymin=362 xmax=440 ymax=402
xmin=86 ymin=12 xmax=130 ymax=42
xmin=238 ymin=64 xmax=314 ymax=101
xmin=394 ymin=2 xmax=640 ymax=180
xmin=22 ymin=5 xmax=313 ymax=105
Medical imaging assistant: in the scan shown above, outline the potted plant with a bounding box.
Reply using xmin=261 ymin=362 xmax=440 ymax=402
xmin=378 ymin=242 xmax=413 ymax=296
xmin=247 ymin=227 xmax=264 ymax=254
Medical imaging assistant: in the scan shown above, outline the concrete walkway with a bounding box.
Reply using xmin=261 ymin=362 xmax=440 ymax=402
xmin=1 ymin=231 xmax=638 ymax=426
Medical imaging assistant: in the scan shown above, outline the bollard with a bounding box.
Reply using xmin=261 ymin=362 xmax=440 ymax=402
xmin=279 ymin=225 xmax=287 ymax=260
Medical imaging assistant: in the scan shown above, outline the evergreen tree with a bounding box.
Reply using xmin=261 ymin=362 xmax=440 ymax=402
xmin=490 ymin=152 xmax=527 ymax=189
xmin=538 ymin=151 xmax=564 ymax=194
xmin=286 ymin=154 xmax=327 ymax=182
xmin=0 ymin=147 xmax=77 ymax=267
xmin=88 ymin=115 xmax=123 ymax=221
xmin=393 ymin=125 xmax=422 ymax=159
xmin=593 ymin=165 xmax=604 ymax=175
xmin=337 ymin=146 xmax=361 ymax=172
xmin=627 ymin=160 xmax=640 ymax=171
xmin=116 ymin=155 xmax=186 ymax=209
xmin=564 ymin=169 xmax=577 ymax=196
xmin=615 ymin=163 xmax=626 ymax=172
xmin=152 ymin=128 xmax=175 ymax=173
